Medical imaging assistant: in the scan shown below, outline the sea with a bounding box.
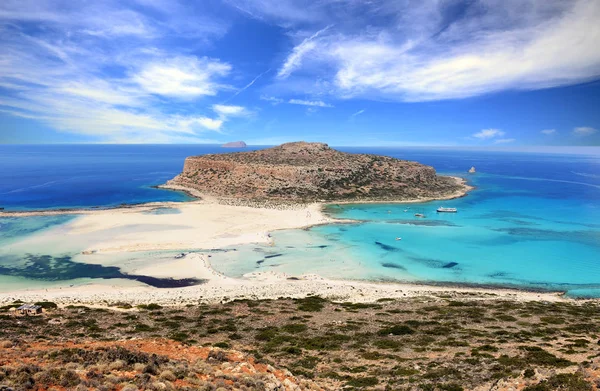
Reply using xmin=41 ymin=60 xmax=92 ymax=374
xmin=1 ymin=144 xmax=599 ymax=298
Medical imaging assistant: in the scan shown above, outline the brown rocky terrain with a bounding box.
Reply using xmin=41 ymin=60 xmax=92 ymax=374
xmin=166 ymin=142 xmax=468 ymax=203
xmin=2 ymin=297 xmax=599 ymax=391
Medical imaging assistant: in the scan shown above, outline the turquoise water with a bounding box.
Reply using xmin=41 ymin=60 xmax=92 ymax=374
xmin=1 ymin=146 xmax=599 ymax=297
xmin=207 ymin=151 xmax=600 ymax=298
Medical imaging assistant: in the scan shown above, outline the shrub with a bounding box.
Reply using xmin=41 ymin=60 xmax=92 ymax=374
xmin=282 ymin=323 xmax=308 ymax=333
xmin=520 ymin=346 xmax=573 ymax=367
xmin=137 ymin=303 xmax=162 ymax=311
xmin=523 ymin=373 xmax=592 ymax=391
xmin=296 ymin=296 xmax=326 ymax=312
xmin=346 ymin=376 xmax=378 ymax=387
xmin=377 ymin=325 xmax=415 ymax=336
xmin=35 ymin=301 xmax=58 ymax=310
xmin=159 ymin=370 xmax=176 ymax=381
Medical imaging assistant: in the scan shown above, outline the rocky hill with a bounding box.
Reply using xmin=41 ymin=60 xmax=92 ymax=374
xmin=167 ymin=142 xmax=467 ymax=203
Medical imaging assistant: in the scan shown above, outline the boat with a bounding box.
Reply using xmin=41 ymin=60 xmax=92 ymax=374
xmin=395 ymin=237 xmax=402 ymax=241
xmin=174 ymin=253 xmax=186 ymax=259
xmin=414 ymin=213 xmax=426 ymax=218
xmin=437 ymin=207 xmax=457 ymax=213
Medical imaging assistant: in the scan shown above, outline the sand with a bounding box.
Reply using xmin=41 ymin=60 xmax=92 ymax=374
xmin=1 ymin=182 xmax=585 ymax=306
xmin=2 ymin=200 xmax=335 ymax=256
xmin=0 ymin=252 xmax=571 ymax=306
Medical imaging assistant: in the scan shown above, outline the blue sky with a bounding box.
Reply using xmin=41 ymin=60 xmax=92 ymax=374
xmin=0 ymin=0 xmax=599 ymax=146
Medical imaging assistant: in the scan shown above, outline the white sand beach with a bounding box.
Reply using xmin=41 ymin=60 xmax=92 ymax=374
xmin=0 ymin=252 xmax=570 ymax=307
xmin=0 ymin=182 xmax=583 ymax=306
xmin=2 ymin=199 xmax=335 ymax=255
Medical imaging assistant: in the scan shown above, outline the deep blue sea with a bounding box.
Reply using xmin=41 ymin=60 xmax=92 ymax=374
xmin=0 ymin=144 xmax=257 ymax=210
xmin=1 ymin=145 xmax=599 ymax=297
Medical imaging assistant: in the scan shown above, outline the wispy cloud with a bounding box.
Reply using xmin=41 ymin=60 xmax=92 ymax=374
xmin=494 ymin=138 xmax=516 ymax=144
xmin=573 ymin=126 xmax=597 ymax=136
xmin=222 ymin=68 xmax=271 ymax=103
xmin=277 ymin=25 xmax=332 ymax=79
xmin=473 ymin=129 xmax=505 ymax=139
xmin=350 ymin=109 xmax=365 ymax=118
xmin=541 ymin=129 xmax=557 ymax=135
xmin=0 ymin=0 xmax=234 ymax=142
xmin=260 ymin=95 xmax=284 ymax=105
xmin=288 ymin=99 xmax=334 ymax=108
xmin=260 ymin=0 xmax=600 ymax=102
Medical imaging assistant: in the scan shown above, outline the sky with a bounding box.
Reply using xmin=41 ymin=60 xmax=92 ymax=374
xmin=0 ymin=0 xmax=599 ymax=147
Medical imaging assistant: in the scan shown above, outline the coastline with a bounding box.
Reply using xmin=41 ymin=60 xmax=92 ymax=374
xmin=0 ymin=253 xmax=574 ymax=307
xmin=325 ymin=176 xmax=474 ymax=206
xmin=2 ymin=174 xmax=578 ymax=306
xmin=0 ymin=175 xmax=472 ymax=217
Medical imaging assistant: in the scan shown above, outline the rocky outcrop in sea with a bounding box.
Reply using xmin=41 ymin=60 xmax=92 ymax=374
xmin=167 ymin=141 xmax=467 ymax=203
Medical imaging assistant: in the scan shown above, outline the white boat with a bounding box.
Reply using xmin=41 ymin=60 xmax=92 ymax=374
xmin=395 ymin=237 xmax=402 ymax=241
xmin=414 ymin=213 xmax=426 ymax=218
xmin=437 ymin=207 xmax=457 ymax=213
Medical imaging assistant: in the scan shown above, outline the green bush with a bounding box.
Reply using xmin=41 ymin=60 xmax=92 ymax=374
xmin=34 ymin=301 xmax=58 ymax=310
xmin=377 ymin=324 xmax=415 ymax=336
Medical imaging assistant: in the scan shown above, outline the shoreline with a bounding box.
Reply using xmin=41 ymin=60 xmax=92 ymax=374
xmin=3 ymin=175 xmax=583 ymax=305
xmin=0 ymin=175 xmax=472 ymax=217
xmin=0 ymin=253 xmax=581 ymax=306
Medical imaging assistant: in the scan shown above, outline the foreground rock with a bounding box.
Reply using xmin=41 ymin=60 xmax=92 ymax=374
xmin=167 ymin=141 xmax=468 ymax=203
xmin=1 ymin=297 xmax=599 ymax=390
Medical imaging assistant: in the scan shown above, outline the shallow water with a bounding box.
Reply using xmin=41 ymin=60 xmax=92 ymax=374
xmin=209 ymin=150 xmax=600 ymax=298
xmin=1 ymin=146 xmax=599 ymax=297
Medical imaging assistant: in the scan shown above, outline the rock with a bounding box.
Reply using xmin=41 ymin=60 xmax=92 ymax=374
xmin=168 ymin=141 xmax=466 ymax=203
xmin=222 ymin=141 xmax=247 ymax=148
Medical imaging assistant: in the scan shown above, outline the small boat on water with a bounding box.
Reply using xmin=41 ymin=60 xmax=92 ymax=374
xmin=395 ymin=237 xmax=402 ymax=241
xmin=437 ymin=207 xmax=457 ymax=213
xmin=414 ymin=213 xmax=426 ymax=218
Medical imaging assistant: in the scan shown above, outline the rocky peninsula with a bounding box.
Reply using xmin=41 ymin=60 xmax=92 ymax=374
xmin=166 ymin=141 xmax=469 ymax=204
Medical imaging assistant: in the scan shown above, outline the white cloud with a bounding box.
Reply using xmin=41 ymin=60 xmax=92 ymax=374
xmin=212 ymin=104 xmax=248 ymax=117
xmin=288 ymin=99 xmax=333 ymax=107
xmin=277 ymin=25 xmax=332 ymax=79
xmin=541 ymin=129 xmax=557 ymax=135
xmin=178 ymin=116 xmax=223 ymax=131
xmin=573 ymin=126 xmax=597 ymax=136
xmin=260 ymin=95 xmax=284 ymax=105
xmin=263 ymin=0 xmax=600 ymax=102
xmin=133 ymin=56 xmax=231 ymax=98
xmin=473 ymin=129 xmax=505 ymax=139
xmin=0 ymin=1 xmax=236 ymax=142
xmin=494 ymin=138 xmax=516 ymax=144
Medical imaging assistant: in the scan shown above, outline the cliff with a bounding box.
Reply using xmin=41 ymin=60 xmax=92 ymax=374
xmin=167 ymin=141 xmax=467 ymax=203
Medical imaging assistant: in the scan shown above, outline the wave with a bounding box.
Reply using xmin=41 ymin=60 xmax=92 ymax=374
xmin=0 ymin=180 xmax=64 ymax=195
xmin=486 ymin=174 xmax=600 ymax=190
xmin=571 ymin=171 xmax=600 ymax=179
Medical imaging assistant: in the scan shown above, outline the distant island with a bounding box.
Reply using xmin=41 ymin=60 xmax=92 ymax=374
xmin=166 ymin=141 xmax=469 ymax=203
xmin=221 ymin=141 xmax=247 ymax=148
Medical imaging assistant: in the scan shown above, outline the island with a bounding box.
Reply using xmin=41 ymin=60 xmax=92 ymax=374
xmin=167 ymin=141 xmax=469 ymax=204
xmin=221 ymin=140 xmax=247 ymax=148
